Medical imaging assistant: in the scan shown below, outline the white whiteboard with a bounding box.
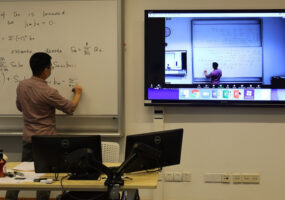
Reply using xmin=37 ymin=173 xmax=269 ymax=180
xmin=0 ymin=0 xmax=121 ymax=115
xmin=192 ymin=20 xmax=262 ymax=81
xmin=193 ymin=47 xmax=263 ymax=78
xmin=193 ymin=21 xmax=261 ymax=47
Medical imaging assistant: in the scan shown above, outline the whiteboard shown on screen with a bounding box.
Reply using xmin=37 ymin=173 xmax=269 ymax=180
xmin=192 ymin=19 xmax=262 ymax=81
xmin=0 ymin=0 xmax=120 ymax=115
xmin=193 ymin=47 xmax=263 ymax=78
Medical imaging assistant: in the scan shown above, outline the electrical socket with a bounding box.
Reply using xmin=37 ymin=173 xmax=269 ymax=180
xmin=204 ymin=172 xmax=260 ymax=184
xmin=204 ymin=173 xmax=230 ymax=183
xmin=232 ymin=174 xmax=242 ymax=184
xmin=221 ymin=174 xmax=231 ymax=183
xmin=164 ymin=172 xmax=174 ymax=182
xmin=164 ymin=171 xmax=192 ymax=182
xmin=241 ymin=173 xmax=260 ymax=184
xmin=182 ymin=172 xmax=191 ymax=182
xmin=249 ymin=174 xmax=260 ymax=183
xmin=204 ymin=173 xmax=223 ymax=183
xmin=173 ymin=172 xmax=182 ymax=182
xmin=158 ymin=172 xmax=163 ymax=181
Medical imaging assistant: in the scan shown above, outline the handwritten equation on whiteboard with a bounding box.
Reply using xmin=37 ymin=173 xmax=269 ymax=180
xmin=0 ymin=1 xmax=119 ymax=115
xmin=0 ymin=56 xmax=77 ymax=87
xmin=0 ymin=8 xmax=104 ymax=87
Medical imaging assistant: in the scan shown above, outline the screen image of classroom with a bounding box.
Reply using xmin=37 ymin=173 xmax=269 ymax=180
xmin=165 ymin=17 xmax=285 ymax=85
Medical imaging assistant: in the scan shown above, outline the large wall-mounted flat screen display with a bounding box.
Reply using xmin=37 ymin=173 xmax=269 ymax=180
xmin=145 ymin=10 xmax=285 ymax=106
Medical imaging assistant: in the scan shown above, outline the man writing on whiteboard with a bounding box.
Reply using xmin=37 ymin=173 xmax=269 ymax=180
xmin=204 ymin=62 xmax=222 ymax=84
xmin=6 ymin=52 xmax=82 ymax=200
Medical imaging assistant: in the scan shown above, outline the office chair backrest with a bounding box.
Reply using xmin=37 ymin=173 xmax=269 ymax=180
xmin=101 ymin=142 xmax=120 ymax=163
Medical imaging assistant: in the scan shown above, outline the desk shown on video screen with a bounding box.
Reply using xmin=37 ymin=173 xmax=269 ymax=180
xmin=0 ymin=162 xmax=158 ymax=200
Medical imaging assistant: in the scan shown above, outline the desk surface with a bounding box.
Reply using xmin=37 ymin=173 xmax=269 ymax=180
xmin=0 ymin=162 xmax=158 ymax=191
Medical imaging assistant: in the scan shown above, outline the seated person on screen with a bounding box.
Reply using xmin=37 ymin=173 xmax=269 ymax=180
xmin=204 ymin=62 xmax=222 ymax=84
xmin=5 ymin=52 xmax=82 ymax=200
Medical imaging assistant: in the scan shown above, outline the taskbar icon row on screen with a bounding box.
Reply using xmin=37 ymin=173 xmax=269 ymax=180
xmin=179 ymin=88 xmax=271 ymax=101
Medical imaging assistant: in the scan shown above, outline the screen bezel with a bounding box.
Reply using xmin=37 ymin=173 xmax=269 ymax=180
xmin=144 ymin=9 xmax=285 ymax=107
xmin=32 ymin=135 xmax=102 ymax=174
xmin=124 ymin=128 xmax=183 ymax=172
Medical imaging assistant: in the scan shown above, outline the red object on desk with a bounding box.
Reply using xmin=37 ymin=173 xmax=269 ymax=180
xmin=0 ymin=150 xmax=6 ymax=177
xmin=0 ymin=159 xmax=6 ymax=177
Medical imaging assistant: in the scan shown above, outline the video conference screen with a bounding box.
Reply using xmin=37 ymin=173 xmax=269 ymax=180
xmin=144 ymin=10 xmax=285 ymax=106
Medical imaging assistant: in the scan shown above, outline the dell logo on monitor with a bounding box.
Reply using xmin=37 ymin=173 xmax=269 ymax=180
xmin=154 ymin=136 xmax=161 ymax=144
xmin=61 ymin=139 xmax=70 ymax=149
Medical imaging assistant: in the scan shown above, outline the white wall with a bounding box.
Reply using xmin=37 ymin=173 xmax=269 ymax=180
xmin=124 ymin=0 xmax=285 ymax=200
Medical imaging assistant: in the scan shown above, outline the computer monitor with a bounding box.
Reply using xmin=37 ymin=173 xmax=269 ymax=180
xmin=32 ymin=135 xmax=102 ymax=180
xmin=124 ymin=128 xmax=183 ymax=173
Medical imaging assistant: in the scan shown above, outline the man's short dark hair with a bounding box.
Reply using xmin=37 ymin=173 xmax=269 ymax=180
xmin=212 ymin=62 xmax=218 ymax=70
xmin=29 ymin=52 xmax=51 ymax=76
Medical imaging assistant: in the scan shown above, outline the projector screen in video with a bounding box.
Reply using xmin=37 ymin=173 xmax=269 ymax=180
xmin=144 ymin=10 xmax=285 ymax=106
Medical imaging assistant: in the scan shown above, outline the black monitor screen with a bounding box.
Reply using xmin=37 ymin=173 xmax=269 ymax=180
xmin=32 ymin=135 xmax=102 ymax=179
xmin=124 ymin=128 xmax=183 ymax=172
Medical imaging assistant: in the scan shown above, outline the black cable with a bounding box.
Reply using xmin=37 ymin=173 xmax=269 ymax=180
xmin=121 ymin=176 xmax=133 ymax=181
xmin=146 ymin=167 xmax=162 ymax=173
xmin=60 ymin=174 xmax=70 ymax=194
xmin=54 ymin=173 xmax=59 ymax=181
